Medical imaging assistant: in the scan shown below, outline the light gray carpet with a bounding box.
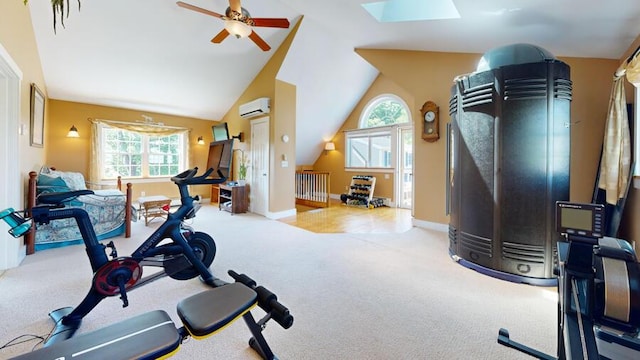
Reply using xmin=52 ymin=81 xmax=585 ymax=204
xmin=0 ymin=205 xmax=557 ymax=359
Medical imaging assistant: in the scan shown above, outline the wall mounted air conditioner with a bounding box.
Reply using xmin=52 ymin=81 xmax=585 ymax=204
xmin=239 ymin=97 xmax=270 ymax=119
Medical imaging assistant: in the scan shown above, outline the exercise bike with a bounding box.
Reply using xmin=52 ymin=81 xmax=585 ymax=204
xmin=497 ymin=201 xmax=640 ymax=359
xmin=1 ymin=142 xmax=293 ymax=358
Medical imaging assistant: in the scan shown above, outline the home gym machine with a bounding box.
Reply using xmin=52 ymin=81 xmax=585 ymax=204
xmin=498 ymin=201 xmax=640 ymax=359
xmin=1 ymin=162 xmax=293 ymax=359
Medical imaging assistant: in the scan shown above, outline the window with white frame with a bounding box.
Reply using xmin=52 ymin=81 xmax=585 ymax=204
xmin=345 ymin=94 xmax=410 ymax=169
xmin=99 ymin=124 xmax=187 ymax=180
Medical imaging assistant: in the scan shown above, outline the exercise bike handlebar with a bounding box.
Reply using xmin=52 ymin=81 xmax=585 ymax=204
xmin=171 ymin=167 xmax=227 ymax=186
xmin=228 ymin=270 xmax=294 ymax=329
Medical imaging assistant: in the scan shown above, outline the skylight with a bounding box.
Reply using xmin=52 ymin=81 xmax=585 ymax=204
xmin=362 ymin=0 xmax=460 ymax=22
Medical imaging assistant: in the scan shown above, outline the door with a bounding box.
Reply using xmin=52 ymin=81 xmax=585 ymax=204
xmin=0 ymin=43 xmax=23 ymax=269
xmin=398 ymin=127 xmax=413 ymax=209
xmin=250 ymin=117 xmax=269 ymax=215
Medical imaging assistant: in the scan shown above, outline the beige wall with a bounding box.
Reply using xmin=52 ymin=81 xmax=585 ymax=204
xmin=313 ymin=74 xmax=415 ymax=203
xmin=0 ymin=1 xmax=49 ymax=267
xmin=324 ymin=49 xmax=620 ymax=225
xmin=47 ymin=100 xmax=218 ymax=200
xmin=0 ymin=1 xmax=48 ymax=198
xmin=219 ymin=16 xmax=302 ymax=215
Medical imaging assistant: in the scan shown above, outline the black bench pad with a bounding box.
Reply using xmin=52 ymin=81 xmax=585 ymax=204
xmin=177 ymin=282 xmax=257 ymax=338
xmin=11 ymin=310 xmax=180 ymax=360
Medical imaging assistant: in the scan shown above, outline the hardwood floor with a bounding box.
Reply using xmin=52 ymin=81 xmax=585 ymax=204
xmin=279 ymin=200 xmax=413 ymax=233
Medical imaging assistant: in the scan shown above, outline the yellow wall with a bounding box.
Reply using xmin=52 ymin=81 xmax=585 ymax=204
xmin=47 ymin=100 xmax=219 ymax=200
xmin=0 ymin=1 xmax=49 ymax=267
xmin=313 ymin=74 xmax=414 ymax=203
xmin=0 ymin=1 xmax=48 ymax=198
xmin=219 ymin=16 xmax=302 ymax=214
xmin=329 ymin=49 xmax=619 ymax=225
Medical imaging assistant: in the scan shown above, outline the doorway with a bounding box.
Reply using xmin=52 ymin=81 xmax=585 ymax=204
xmin=250 ymin=117 xmax=269 ymax=215
xmin=398 ymin=127 xmax=413 ymax=209
xmin=0 ymin=43 xmax=24 ymax=269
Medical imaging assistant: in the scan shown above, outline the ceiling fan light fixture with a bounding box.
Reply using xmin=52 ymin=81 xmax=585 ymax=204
xmin=224 ymin=20 xmax=252 ymax=38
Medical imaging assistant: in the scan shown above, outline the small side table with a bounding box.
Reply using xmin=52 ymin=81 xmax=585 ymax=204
xmin=218 ymin=184 xmax=247 ymax=214
xmin=138 ymin=195 xmax=171 ymax=225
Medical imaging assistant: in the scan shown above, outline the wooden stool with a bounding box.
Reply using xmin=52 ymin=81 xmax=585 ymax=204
xmin=138 ymin=195 xmax=171 ymax=226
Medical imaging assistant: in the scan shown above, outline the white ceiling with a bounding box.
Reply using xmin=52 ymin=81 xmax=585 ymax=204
xmin=28 ymin=0 xmax=640 ymax=164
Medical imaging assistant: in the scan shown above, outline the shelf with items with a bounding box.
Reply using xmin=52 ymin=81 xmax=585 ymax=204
xmin=218 ymin=184 xmax=247 ymax=214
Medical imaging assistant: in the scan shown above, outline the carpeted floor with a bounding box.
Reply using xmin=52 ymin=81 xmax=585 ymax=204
xmin=0 ymin=205 xmax=557 ymax=359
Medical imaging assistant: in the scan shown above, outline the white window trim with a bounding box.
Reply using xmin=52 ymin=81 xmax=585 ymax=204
xmin=359 ymin=93 xmax=411 ymax=129
xmin=98 ymin=124 xmax=188 ymax=180
xmin=345 ymin=124 xmax=398 ymax=170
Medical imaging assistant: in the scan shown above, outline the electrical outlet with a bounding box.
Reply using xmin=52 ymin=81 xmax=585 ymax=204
xmin=141 ymin=191 xmax=146 ymax=197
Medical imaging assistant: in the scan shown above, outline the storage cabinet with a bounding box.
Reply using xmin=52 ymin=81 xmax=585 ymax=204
xmin=218 ymin=184 xmax=247 ymax=214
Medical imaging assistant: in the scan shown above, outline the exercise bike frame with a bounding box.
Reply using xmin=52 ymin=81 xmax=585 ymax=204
xmin=29 ymin=167 xmax=227 ymax=344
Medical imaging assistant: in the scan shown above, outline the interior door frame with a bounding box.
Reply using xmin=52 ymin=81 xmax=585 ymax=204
xmin=250 ymin=116 xmax=269 ymax=215
xmin=397 ymin=125 xmax=413 ymax=210
xmin=0 ymin=43 xmax=24 ymax=269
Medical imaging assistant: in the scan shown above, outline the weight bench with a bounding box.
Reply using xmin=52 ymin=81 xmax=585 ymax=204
xmin=10 ymin=282 xmax=278 ymax=360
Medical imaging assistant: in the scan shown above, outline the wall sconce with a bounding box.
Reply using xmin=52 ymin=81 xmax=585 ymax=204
xmin=324 ymin=141 xmax=335 ymax=155
xmin=197 ymin=136 xmax=205 ymax=145
xmin=232 ymin=132 xmax=245 ymax=142
xmin=67 ymin=125 xmax=79 ymax=138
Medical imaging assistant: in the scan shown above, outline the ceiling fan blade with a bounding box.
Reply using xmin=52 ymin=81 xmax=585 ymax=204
xmin=176 ymin=1 xmax=224 ymax=19
xmin=248 ymin=31 xmax=271 ymax=51
xmin=211 ymin=29 xmax=230 ymax=44
xmin=251 ymin=18 xmax=290 ymax=28
xmin=229 ymin=0 xmax=242 ymax=14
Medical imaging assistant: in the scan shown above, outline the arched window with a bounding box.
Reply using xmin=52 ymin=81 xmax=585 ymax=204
xmin=359 ymin=94 xmax=410 ymax=128
xmin=346 ymin=94 xmax=411 ymax=169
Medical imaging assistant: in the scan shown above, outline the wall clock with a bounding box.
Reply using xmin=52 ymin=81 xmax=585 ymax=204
xmin=421 ymin=101 xmax=439 ymax=142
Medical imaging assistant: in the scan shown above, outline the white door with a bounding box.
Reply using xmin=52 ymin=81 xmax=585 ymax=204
xmin=250 ymin=117 xmax=269 ymax=215
xmin=0 ymin=43 xmax=23 ymax=269
xmin=398 ymin=127 xmax=413 ymax=209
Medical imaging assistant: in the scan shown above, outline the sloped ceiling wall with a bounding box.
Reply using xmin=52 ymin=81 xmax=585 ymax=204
xmin=276 ymin=16 xmax=379 ymax=165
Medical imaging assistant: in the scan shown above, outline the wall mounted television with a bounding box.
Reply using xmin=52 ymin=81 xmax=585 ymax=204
xmin=212 ymin=122 xmax=230 ymax=141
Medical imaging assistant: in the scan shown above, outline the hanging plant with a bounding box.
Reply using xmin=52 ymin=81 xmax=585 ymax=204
xmin=23 ymin=0 xmax=82 ymax=33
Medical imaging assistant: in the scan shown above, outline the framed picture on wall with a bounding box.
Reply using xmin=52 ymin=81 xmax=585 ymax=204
xmin=30 ymin=83 xmax=45 ymax=147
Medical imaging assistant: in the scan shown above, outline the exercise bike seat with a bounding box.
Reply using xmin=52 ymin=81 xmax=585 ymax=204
xmin=37 ymin=190 xmax=94 ymax=205
xmin=10 ymin=310 xmax=180 ymax=360
xmin=177 ymin=282 xmax=258 ymax=339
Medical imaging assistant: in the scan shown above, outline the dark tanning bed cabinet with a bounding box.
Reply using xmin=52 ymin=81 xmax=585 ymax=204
xmin=447 ymin=44 xmax=572 ymax=285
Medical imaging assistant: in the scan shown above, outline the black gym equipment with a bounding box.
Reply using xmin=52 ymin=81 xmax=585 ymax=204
xmin=9 ymin=278 xmax=290 ymax=360
xmin=1 ymin=141 xmax=293 ymax=359
xmin=498 ymin=201 xmax=640 ymax=359
xmin=448 ymin=43 xmax=572 ymax=285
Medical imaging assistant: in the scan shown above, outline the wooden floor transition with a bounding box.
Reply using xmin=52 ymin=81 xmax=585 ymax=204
xmin=279 ymin=200 xmax=413 ymax=234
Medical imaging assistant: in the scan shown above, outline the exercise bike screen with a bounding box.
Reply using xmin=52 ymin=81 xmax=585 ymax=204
xmin=206 ymin=139 xmax=234 ymax=179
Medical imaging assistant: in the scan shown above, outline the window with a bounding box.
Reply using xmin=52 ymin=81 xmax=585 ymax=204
xmin=346 ymin=128 xmax=393 ymax=168
xmin=345 ymin=94 xmax=410 ymax=169
xmin=99 ymin=124 xmax=187 ymax=180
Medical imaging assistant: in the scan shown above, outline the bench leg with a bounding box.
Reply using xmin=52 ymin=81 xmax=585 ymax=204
xmin=243 ymin=312 xmax=278 ymax=360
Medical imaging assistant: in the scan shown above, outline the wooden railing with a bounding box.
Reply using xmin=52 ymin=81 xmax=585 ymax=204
xmin=295 ymin=171 xmax=331 ymax=208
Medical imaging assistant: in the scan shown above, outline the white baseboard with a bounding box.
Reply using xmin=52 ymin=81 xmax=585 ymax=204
xmin=266 ymin=208 xmax=296 ymax=219
xmin=413 ymin=219 xmax=448 ymax=233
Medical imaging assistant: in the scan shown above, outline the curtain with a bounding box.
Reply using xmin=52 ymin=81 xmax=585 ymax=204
xmin=88 ymin=119 xmax=189 ymax=183
xmin=597 ymin=53 xmax=639 ymax=205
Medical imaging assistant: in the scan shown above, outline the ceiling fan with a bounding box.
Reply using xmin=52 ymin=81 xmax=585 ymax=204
xmin=176 ymin=0 xmax=290 ymax=51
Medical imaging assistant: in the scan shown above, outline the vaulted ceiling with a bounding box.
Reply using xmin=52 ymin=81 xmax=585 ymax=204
xmin=28 ymin=0 xmax=640 ymax=164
